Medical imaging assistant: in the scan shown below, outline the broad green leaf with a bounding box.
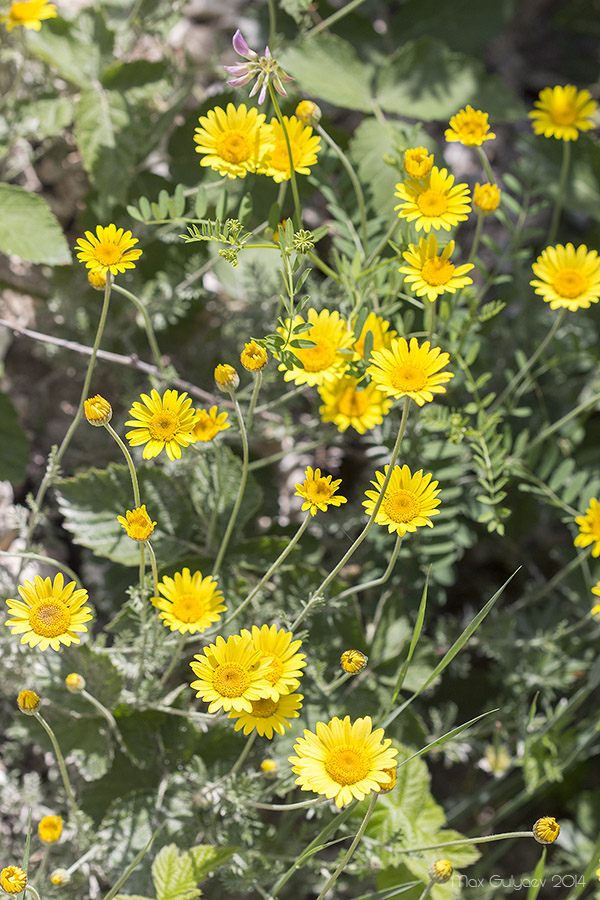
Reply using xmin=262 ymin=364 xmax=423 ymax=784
xmin=152 ymin=845 xmax=201 ymax=900
xmin=21 ymin=96 xmax=74 ymax=137
xmin=101 ymin=59 xmax=168 ymax=90
xmin=191 ymin=443 xmax=263 ymax=544
xmin=376 ymin=39 xmax=525 ymax=122
xmin=74 ymin=87 xmax=130 ymax=191
xmin=0 ymin=184 xmax=71 ymax=265
xmin=28 ymin=12 xmax=113 ymax=87
xmin=187 ymin=845 xmax=235 ymax=881
xmin=280 ymin=34 xmax=375 ymax=112
xmin=0 ymin=392 xmax=29 ymax=484
xmin=388 ymin=0 xmax=516 ymax=55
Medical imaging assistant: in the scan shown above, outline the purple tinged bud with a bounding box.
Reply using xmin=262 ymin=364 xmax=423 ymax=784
xmin=227 ymin=73 xmax=254 ymax=87
xmin=224 ymin=63 xmax=250 ymax=75
xmin=232 ymin=29 xmax=256 ymax=60
xmin=258 ymin=82 xmax=268 ymax=105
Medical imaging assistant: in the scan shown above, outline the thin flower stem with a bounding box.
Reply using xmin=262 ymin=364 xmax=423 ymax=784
xmin=324 ymin=671 xmax=352 ymax=693
xmin=135 ymin=542 xmax=147 ymax=698
xmin=80 ymin=689 xmax=127 ymax=754
xmin=111 ymin=284 xmax=169 ymax=380
xmin=159 ymin=632 xmax=187 ymax=686
xmin=0 ymin=550 xmax=81 ymax=586
xmin=249 ymin=439 xmax=327 ymax=471
xmin=145 ymin=541 xmax=159 ymax=597
xmin=104 ymin=423 xmax=141 ymax=507
xmin=206 ymin=442 xmax=222 ymax=552
xmin=395 ymin=830 xmax=534 ymax=855
xmin=513 ymin=547 xmax=592 ymax=612
xmin=333 ymin=533 xmax=403 ymax=602
xmin=34 ymin=712 xmax=78 ymax=812
xmin=246 ymin=370 xmax=263 ymax=432
xmin=365 ymin=219 xmax=399 ymax=269
xmin=255 ymin=384 xmax=309 ymax=414
xmin=31 ymin=845 xmax=49 ymax=888
xmin=102 ymin=824 xmax=164 ymax=900
xmin=427 ymin=302 xmax=436 ymax=342
xmin=268 ymin=84 xmax=302 ymax=228
xmin=468 ymin=213 xmax=484 ymax=264
xmin=307 ymin=249 xmax=340 ymax=281
xmin=476 ymin=146 xmax=496 ymax=184
xmin=242 ymin=797 xmax=326 ymax=811
xmin=267 ymin=0 xmax=276 ymax=48
xmin=212 ymin=394 xmax=249 ymax=577
xmin=529 ymin=390 xmax=600 ymax=449
xmin=291 ymin=397 xmax=411 ymax=631
xmin=302 ymin=0 xmax=368 ymax=39
xmin=417 ymin=883 xmax=434 ymax=900
xmin=316 ymin=123 xmax=368 ymax=254
xmin=228 ymin=731 xmax=257 ymax=778
xmin=25 ymin=886 xmax=42 ymax=900
xmin=548 ymin=140 xmax=571 ymax=245
xmin=492 ymin=308 xmax=566 ymax=410
xmin=22 ymin=274 xmax=113 ymax=555
xmin=221 ymin=514 xmax=311 ymax=628
xmin=314 ymin=793 xmax=378 ymax=900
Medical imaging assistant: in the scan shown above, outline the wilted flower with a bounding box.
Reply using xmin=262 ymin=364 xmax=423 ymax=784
xmin=225 ymin=29 xmax=293 ymax=105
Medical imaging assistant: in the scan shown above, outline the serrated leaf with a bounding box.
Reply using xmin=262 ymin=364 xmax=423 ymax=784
xmin=74 ymin=86 xmax=130 ymax=189
xmin=349 ymin=117 xmax=425 ymax=211
xmin=152 ymin=845 xmax=201 ymax=900
xmin=0 ymin=183 xmax=71 ymax=264
xmin=0 ymin=392 xmax=29 ymax=484
xmin=280 ymin=34 xmax=375 ymax=112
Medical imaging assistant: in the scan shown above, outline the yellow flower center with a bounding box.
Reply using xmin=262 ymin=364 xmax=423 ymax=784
xmin=550 ymin=102 xmax=577 ymax=125
xmin=216 ymin=129 xmax=252 ymax=163
xmin=299 ymin=339 xmax=336 ymax=372
xmin=29 ymin=600 xmax=70 ymax=638
xmin=324 ymin=746 xmax=371 ymax=785
xmin=213 ymin=663 xmax=251 ymax=698
xmin=271 ymin=139 xmax=300 ymax=172
xmin=305 ymin=480 xmax=334 ymax=502
xmin=553 ymin=267 xmax=587 ymax=298
xmin=171 ymin=593 xmax=205 ymax=624
xmin=149 ymin=410 xmax=180 ymax=441
xmin=250 ymin=697 xmax=278 ymax=717
xmin=417 ymin=189 xmax=448 ymax=217
xmin=94 ymin=242 xmax=125 ymax=266
xmin=421 ymin=256 xmax=455 ymax=286
xmin=337 ymin=386 xmax=370 ymax=417
xmin=383 ymin=489 xmax=420 ymax=523
xmin=390 ymin=363 xmax=427 ymax=393
xmin=458 ymin=120 xmax=485 ymax=140
xmin=124 ymin=511 xmax=153 ymax=540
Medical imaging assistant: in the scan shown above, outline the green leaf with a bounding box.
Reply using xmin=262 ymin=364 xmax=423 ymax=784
xmin=152 ymin=845 xmax=201 ymax=900
xmin=28 ymin=13 xmax=113 ymax=87
xmin=376 ymin=39 xmax=525 ymax=121
xmin=349 ymin=117 xmax=426 ymax=211
xmin=60 ymin=644 xmax=124 ymax=709
xmin=0 ymin=183 xmax=71 ymax=265
xmin=187 ymin=846 xmax=235 ymax=881
xmin=0 ymin=392 xmax=29 ymax=484
xmin=74 ymin=86 xmax=131 ymax=198
xmin=280 ymin=35 xmax=375 ymax=112
xmin=388 ymin=0 xmax=516 ymax=55
xmin=114 ymin=895 xmax=154 ymax=900
xmin=21 ymin=96 xmax=74 ymax=137
xmin=101 ymin=60 xmax=168 ymax=90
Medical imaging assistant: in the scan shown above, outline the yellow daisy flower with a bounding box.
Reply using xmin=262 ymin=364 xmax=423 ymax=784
xmin=394 ymin=167 xmax=471 ymax=233
xmin=574 ymin=498 xmax=600 ymax=557
xmin=241 ymin=624 xmax=306 ymax=700
xmin=351 ymin=311 xmax=397 ymax=361
xmin=259 ymin=115 xmax=321 ymax=182
xmin=189 ymin=634 xmax=273 ymax=713
xmin=529 ymin=85 xmax=597 ymax=141
xmin=473 ymin=182 xmax=501 ymax=215
xmin=318 ymin=375 xmax=393 ymax=434
xmin=295 ymin=466 xmax=347 ymax=516
xmin=38 ymin=815 xmax=62 ymax=844
xmin=4 ymin=574 xmax=93 ymax=652
xmin=399 ymin=235 xmax=474 ymax=302
xmin=366 ymin=337 xmax=453 ymax=405
xmin=445 ymin=105 xmax=496 ymax=146
xmin=228 ymin=691 xmax=304 ymax=739
xmin=1 ymin=0 xmax=56 ymax=30
xmin=404 ymin=146 xmax=434 ymax=179
xmin=84 ymin=394 xmax=112 ymax=427
xmin=193 ymin=103 xmax=271 ymax=179
xmin=277 ymin=308 xmax=353 ymax=387
xmin=533 ymin=816 xmax=560 ymax=844
xmin=75 ymin=224 xmax=142 ymax=276
xmin=289 ymin=715 xmax=398 ymax=808
xmin=0 ymin=867 xmax=27 ymax=894
xmin=530 ymin=243 xmax=600 ymax=311
xmin=363 ymin=464 xmax=441 ymax=535
xmin=592 ymin=581 xmax=600 ymax=601
xmin=153 ymin=568 xmax=226 ymax=634
xmin=125 ymin=388 xmax=197 ymax=460
xmin=191 ymin=406 xmax=230 ymax=442
xmin=117 ymin=505 xmax=156 ymax=541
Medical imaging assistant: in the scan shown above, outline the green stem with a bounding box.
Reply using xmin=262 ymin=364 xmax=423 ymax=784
xmin=23 ymin=274 xmax=113 ymax=553
xmin=136 ymin=542 xmax=147 ymax=698
xmin=25 ymin=886 xmax=41 ymax=900
xmin=427 ymin=302 xmax=436 ymax=342
xmin=212 ymin=394 xmax=249 ymax=577
xmin=314 ymin=793 xmax=378 ymax=900
xmin=31 ymin=846 xmax=49 ymax=888
xmin=242 ymin=798 xmax=326 ymax=811
xmin=267 ymin=0 xmax=276 ymax=48
xmin=221 ymin=515 xmax=310 ymax=628
xmin=468 ymin=213 xmax=484 ymax=264
xmin=548 ymin=140 xmax=571 ymax=245
xmin=111 ymin=284 xmax=168 ymax=380
xmin=492 ymin=308 xmax=566 ymax=410
xmin=159 ymin=632 xmax=187 ymax=686
xmin=316 ymin=123 xmax=368 ymax=254
xmin=302 ymin=0 xmax=369 ymax=39
xmin=249 ymin=439 xmax=327 ymax=471
xmin=475 ymin=146 xmax=496 ymax=184
xmin=34 ymin=712 xmax=78 ymax=812
xmin=333 ymin=533 xmax=402 ymax=602
xmin=514 ymin=547 xmax=592 ymax=611
xmin=269 ymin=84 xmax=302 ymax=228
xmin=365 ymin=219 xmax=398 ymax=269
xmin=246 ymin=370 xmax=263 ymax=432
xmin=102 ymin=824 xmax=164 ymax=900
xmin=0 ymin=550 xmax=81 ymax=586
xmin=417 ymin=883 xmax=434 ymax=900
xmin=206 ymin=442 xmax=222 ymax=552
xmin=396 ymin=831 xmax=534 ymax=855
xmin=307 ymin=249 xmax=340 ymax=281
xmin=324 ymin=671 xmax=352 ymax=693
xmin=145 ymin=540 xmax=159 ymax=597
xmin=104 ymin=423 xmax=141 ymax=507
xmin=291 ymin=397 xmax=411 ymax=630
xmin=255 ymin=384 xmax=309 ymax=414
xmin=529 ymin=390 xmax=600 ymax=449
xmin=80 ymin=689 xmax=127 ymax=754
xmin=228 ymin=731 xmax=257 ymax=778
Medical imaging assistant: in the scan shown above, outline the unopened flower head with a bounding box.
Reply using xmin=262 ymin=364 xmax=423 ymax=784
xmin=84 ymin=394 xmax=112 ymax=426
xmin=428 ymin=859 xmax=453 ymax=883
xmin=17 ymin=689 xmax=40 ymax=714
xmin=117 ymin=505 xmax=156 ymax=542
xmin=529 ymin=85 xmax=597 ymax=141
xmin=76 ymin=224 xmax=142 ymax=276
xmin=574 ymin=498 xmax=600 ymax=556
xmin=340 ymin=649 xmax=368 ymax=674
xmin=6 ymin=575 xmax=93 ymax=652
xmin=38 ymin=815 xmax=63 ymax=843
xmin=241 ymin=340 xmax=268 ymax=371
xmin=445 ymin=105 xmax=496 ymax=146
xmin=1 ymin=0 xmax=56 ymax=31
xmin=404 ymin=146 xmax=434 ymax=179
xmin=50 ymin=869 xmax=70 ymax=887
xmin=225 ymin=29 xmax=294 ymax=105
xmin=295 ymin=466 xmax=347 ymax=517
xmin=65 ymin=672 xmax=85 ymax=693
xmin=533 ymin=816 xmax=560 ymax=844
xmin=295 ymin=100 xmax=321 ymax=125
xmin=214 ymin=363 xmax=240 ymax=392
xmin=0 ymin=867 xmax=27 ymax=894
xmin=261 ymin=758 xmax=278 ymax=774
xmin=88 ymin=270 xmax=107 ymax=290
xmin=473 ymin=182 xmax=501 ymax=215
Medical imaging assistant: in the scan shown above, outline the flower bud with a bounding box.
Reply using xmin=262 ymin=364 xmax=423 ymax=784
xmin=84 ymin=394 xmax=112 ymax=426
xmin=428 ymin=859 xmax=453 ymax=883
xmin=117 ymin=505 xmax=156 ymax=542
xmin=404 ymin=146 xmax=434 ymax=179
xmin=0 ymin=867 xmax=27 ymax=894
xmin=65 ymin=672 xmax=86 ymax=693
xmin=88 ymin=270 xmax=107 ymax=290
xmin=379 ymin=767 xmax=397 ymax=793
xmin=214 ymin=364 xmax=239 ymax=392
xmin=340 ymin=649 xmax=368 ymax=674
xmin=473 ymin=182 xmax=501 ymax=215
xmin=240 ymin=341 xmax=268 ymax=371
xmin=295 ymin=100 xmax=321 ymax=125
xmin=533 ymin=816 xmax=560 ymax=844
xmin=17 ymin=690 xmax=40 ymax=715
xmin=38 ymin=815 xmax=63 ymax=843
xmin=50 ymin=869 xmax=71 ymax=887
xmin=260 ymin=758 xmax=278 ymax=775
